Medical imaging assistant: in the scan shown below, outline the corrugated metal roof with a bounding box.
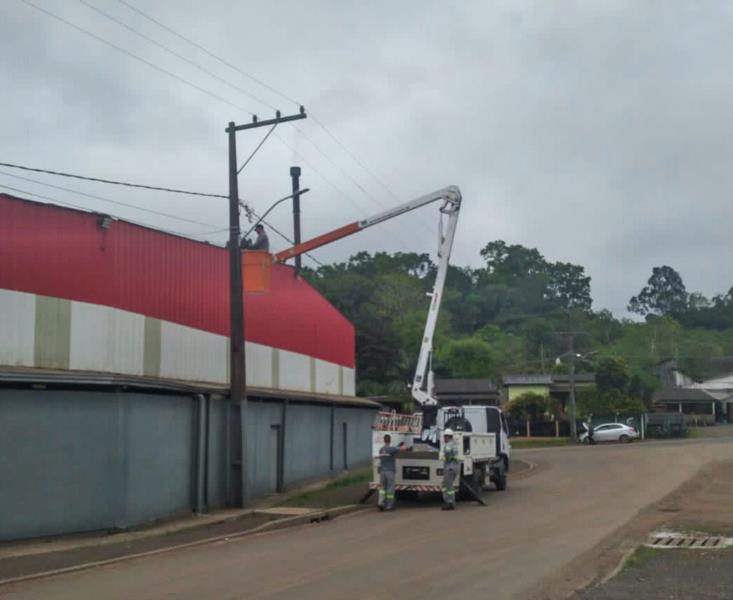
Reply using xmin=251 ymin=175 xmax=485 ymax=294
xmin=0 ymin=193 xmax=355 ymax=368
xmin=0 ymin=366 xmax=378 ymax=409
xmin=652 ymin=387 xmax=718 ymax=403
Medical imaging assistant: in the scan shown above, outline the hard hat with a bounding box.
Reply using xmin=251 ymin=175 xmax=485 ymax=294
xmin=443 ymin=428 xmax=454 ymax=436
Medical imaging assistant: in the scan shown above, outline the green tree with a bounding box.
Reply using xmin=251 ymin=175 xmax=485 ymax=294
xmin=628 ymin=266 xmax=688 ymax=316
xmin=435 ymin=337 xmax=494 ymax=378
xmin=505 ymin=391 xmax=552 ymax=437
xmin=595 ymin=357 xmax=631 ymax=396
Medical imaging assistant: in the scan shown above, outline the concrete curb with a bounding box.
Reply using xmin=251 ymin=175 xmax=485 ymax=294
xmin=0 ymin=504 xmax=368 ymax=588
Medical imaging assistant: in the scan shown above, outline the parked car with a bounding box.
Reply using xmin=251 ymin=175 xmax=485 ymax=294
xmin=580 ymin=423 xmax=639 ymax=443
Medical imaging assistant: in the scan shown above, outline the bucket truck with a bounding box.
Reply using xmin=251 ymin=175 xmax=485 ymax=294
xmin=275 ymin=186 xmax=511 ymax=503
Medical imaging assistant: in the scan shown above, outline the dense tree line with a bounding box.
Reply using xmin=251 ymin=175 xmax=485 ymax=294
xmin=303 ymin=243 xmax=733 ymax=406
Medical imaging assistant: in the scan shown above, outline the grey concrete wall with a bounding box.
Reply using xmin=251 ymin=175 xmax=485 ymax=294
xmin=0 ymin=390 xmax=195 ymax=541
xmin=0 ymin=389 xmax=376 ymax=542
xmin=283 ymin=404 xmax=332 ymax=484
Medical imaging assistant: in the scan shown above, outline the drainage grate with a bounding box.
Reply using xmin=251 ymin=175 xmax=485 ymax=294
xmin=646 ymin=532 xmax=733 ymax=549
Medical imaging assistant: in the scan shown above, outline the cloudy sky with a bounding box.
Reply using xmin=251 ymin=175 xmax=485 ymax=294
xmin=2 ymin=0 xmax=732 ymax=315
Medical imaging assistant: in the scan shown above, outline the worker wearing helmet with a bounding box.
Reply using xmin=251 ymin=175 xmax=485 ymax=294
xmin=440 ymin=428 xmax=460 ymax=510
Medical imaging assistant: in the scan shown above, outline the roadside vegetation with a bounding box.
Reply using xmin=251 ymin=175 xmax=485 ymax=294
xmin=277 ymin=469 xmax=372 ymax=508
xmin=303 ymin=242 xmax=733 ymax=407
xmin=622 ymin=545 xmax=661 ymax=571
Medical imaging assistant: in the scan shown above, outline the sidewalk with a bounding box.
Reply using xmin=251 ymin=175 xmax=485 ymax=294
xmin=0 ymin=470 xmax=370 ymax=585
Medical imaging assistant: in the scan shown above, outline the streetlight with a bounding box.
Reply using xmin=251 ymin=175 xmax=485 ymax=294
xmin=555 ymin=350 xmax=598 ymax=442
xmin=241 ymin=188 xmax=310 ymax=241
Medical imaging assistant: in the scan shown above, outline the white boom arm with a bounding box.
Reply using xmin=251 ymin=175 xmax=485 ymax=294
xmin=411 ymin=188 xmax=461 ymax=406
xmin=274 ymin=184 xmax=462 ymax=409
xmin=275 ymin=186 xmax=462 ymax=263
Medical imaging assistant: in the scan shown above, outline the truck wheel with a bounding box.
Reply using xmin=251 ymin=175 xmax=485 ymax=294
xmin=494 ymin=462 xmax=507 ymax=491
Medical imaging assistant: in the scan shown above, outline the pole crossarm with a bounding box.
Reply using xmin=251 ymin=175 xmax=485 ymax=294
xmin=227 ymin=108 xmax=306 ymax=133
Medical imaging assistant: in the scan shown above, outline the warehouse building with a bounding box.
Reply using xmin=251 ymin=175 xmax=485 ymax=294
xmin=0 ymin=193 xmax=377 ymax=542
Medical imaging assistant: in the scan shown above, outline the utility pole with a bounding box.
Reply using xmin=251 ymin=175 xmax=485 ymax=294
xmin=290 ymin=166 xmax=302 ymax=276
xmin=567 ymin=333 xmax=577 ymax=443
xmin=225 ymin=107 xmax=307 ymax=506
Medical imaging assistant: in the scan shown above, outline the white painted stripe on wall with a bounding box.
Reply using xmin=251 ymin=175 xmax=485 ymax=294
xmin=315 ymin=359 xmax=340 ymax=395
xmin=342 ymin=367 xmax=356 ymax=396
xmin=279 ymin=349 xmax=311 ymax=393
xmin=0 ymin=289 xmax=35 ymax=367
xmin=159 ymin=321 xmax=227 ymax=384
xmin=245 ymin=341 xmax=272 ymax=388
xmin=69 ymin=301 xmax=144 ymax=375
xmin=0 ymin=288 xmax=356 ymax=396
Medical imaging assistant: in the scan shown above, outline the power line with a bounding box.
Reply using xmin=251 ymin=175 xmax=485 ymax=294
xmin=0 ymin=181 xmax=324 ymax=267
xmin=111 ymin=0 xmax=436 ymax=241
xmin=0 ymin=170 xmax=222 ymax=228
xmin=0 ymin=161 xmax=228 ymax=199
xmin=24 ymin=0 xmax=422 ymax=252
xmin=22 ymin=1 xmax=373 ymax=232
xmin=0 ymin=183 xmax=208 ymax=238
xmin=79 ymin=0 xmax=274 ymax=112
xmin=19 ymin=0 xmax=256 ymax=119
xmin=117 ymin=0 xmax=300 ymax=108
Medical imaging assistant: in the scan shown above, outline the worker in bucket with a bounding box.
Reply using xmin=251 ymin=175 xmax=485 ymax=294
xmin=377 ymin=434 xmax=407 ymax=511
xmin=241 ymin=224 xmax=270 ymax=251
xmin=440 ymin=428 xmax=460 ymax=510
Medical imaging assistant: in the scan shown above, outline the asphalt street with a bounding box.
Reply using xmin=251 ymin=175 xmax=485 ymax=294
xmin=3 ymin=437 xmax=732 ymax=600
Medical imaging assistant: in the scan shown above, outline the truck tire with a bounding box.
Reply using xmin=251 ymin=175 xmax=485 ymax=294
xmin=493 ymin=461 xmax=507 ymax=491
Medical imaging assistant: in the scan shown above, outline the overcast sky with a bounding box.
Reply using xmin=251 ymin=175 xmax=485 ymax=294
xmin=3 ymin=0 xmax=733 ymax=315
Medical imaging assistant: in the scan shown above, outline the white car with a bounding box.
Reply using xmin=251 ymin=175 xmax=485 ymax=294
xmin=580 ymin=423 xmax=640 ymax=443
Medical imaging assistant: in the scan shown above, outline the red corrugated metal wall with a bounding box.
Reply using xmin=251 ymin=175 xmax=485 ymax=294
xmin=0 ymin=194 xmax=354 ymax=368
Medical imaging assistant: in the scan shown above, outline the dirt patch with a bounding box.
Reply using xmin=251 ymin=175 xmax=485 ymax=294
xmin=525 ymin=460 xmax=733 ymax=600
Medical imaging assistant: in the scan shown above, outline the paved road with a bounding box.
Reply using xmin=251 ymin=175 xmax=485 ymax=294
xmin=3 ymin=438 xmax=733 ymax=600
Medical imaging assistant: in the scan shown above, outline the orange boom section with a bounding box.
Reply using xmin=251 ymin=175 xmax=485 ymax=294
xmin=274 ymin=221 xmax=360 ymax=263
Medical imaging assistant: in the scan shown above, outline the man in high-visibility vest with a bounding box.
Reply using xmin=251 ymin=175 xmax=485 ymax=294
xmin=441 ymin=428 xmax=460 ymax=510
xmin=377 ymin=434 xmax=406 ymax=511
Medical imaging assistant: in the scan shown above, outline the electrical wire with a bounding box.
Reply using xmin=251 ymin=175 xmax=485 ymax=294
xmin=111 ymin=0 xmax=437 ymax=240
xmin=79 ymin=0 xmax=274 ymax=111
xmin=0 ymin=160 xmax=228 ymax=199
xmin=19 ymin=0 xmax=256 ymax=119
xmin=0 ymin=183 xmax=208 ymax=238
xmin=238 ymin=124 xmax=277 ymax=174
xmin=0 ymin=182 xmax=324 ymax=267
xmin=0 ymin=170 xmax=222 ymax=228
xmin=117 ymin=0 xmax=300 ymax=108
xmin=22 ymin=0 xmax=424 ymax=252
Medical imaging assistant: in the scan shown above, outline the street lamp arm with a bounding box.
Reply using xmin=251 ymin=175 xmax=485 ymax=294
xmin=243 ymin=188 xmax=310 ymax=238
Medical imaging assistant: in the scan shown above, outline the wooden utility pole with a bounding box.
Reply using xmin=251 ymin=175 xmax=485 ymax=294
xmin=225 ymin=107 xmax=307 ymax=506
xmin=290 ymin=166 xmax=302 ymax=276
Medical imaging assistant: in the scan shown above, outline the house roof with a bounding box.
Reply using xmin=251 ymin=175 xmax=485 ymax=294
xmin=552 ymin=373 xmax=596 ymax=384
xmin=503 ymin=374 xmax=553 ymax=386
xmin=434 ymin=379 xmax=498 ymax=394
xmin=652 ymin=387 xmax=718 ymax=404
